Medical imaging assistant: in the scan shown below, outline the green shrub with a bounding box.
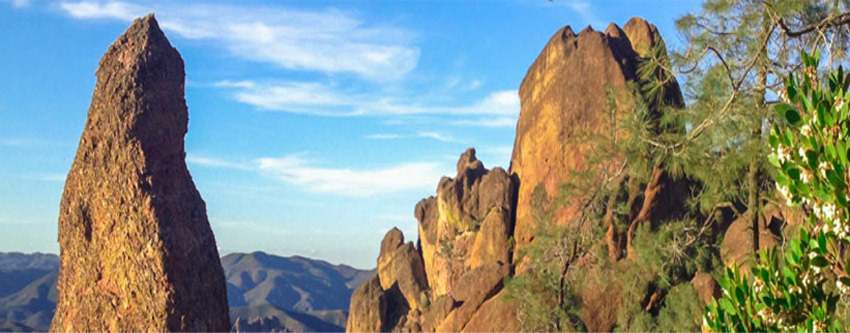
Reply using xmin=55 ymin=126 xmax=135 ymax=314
xmin=704 ymin=52 xmax=850 ymax=331
xmin=657 ymin=284 xmax=703 ymax=331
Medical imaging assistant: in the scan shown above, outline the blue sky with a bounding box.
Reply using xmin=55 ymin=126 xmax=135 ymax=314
xmin=0 ymin=0 xmax=701 ymax=269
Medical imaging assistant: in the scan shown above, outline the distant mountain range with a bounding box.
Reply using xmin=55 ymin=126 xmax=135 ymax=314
xmin=0 ymin=252 xmax=374 ymax=332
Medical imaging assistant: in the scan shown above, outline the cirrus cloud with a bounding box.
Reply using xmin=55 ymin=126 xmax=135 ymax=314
xmin=59 ymin=1 xmax=419 ymax=80
xmin=187 ymin=153 xmax=448 ymax=197
xmin=218 ymin=79 xmax=519 ymax=117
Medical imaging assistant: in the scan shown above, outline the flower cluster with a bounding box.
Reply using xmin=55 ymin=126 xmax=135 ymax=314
xmin=707 ymin=53 xmax=850 ymax=332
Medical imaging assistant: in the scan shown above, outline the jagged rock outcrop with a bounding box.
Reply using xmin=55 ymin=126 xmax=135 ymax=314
xmin=346 ymin=276 xmax=387 ymax=332
xmin=376 ymin=228 xmax=428 ymax=310
xmin=51 ymin=14 xmax=229 ymax=331
xmin=348 ymin=17 xmax=688 ymax=333
xmin=348 ymin=149 xmax=517 ymax=332
xmin=510 ymin=17 xmax=686 ymax=256
xmin=416 ymin=148 xmax=516 ymax=298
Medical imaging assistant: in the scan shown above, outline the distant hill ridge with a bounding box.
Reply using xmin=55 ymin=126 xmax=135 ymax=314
xmin=0 ymin=251 xmax=373 ymax=332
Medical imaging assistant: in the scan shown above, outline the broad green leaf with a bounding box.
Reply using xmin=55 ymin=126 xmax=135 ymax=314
xmin=812 ymin=256 xmax=829 ymax=267
xmin=777 ymin=103 xmax=801 ymax=124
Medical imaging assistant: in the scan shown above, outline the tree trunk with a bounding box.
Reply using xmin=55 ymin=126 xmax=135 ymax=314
xmin=750 ymin=10 xmax=770 ymax=253
xmin=626 ymin=166 xmax=665 ymax=259
xmin=604 ymin=192 xmax=622 ymax=261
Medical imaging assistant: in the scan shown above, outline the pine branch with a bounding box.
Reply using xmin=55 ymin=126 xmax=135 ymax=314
xmin=777 ymin=12 xmax=850 ymax=38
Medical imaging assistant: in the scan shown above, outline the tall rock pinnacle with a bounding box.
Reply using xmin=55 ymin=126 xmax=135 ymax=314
xmin=51 ymin=14 xmax=230 ymax=331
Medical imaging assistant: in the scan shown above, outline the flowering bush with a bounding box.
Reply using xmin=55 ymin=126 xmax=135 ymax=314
xmin=704 ymin=52 xmax=850 ymax=331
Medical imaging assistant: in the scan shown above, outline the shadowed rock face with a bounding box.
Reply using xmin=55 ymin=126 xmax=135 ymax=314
xmin=51 ymin=14 xmax=229 ymax=331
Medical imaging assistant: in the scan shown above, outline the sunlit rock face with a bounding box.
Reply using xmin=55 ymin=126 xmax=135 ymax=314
xmin=347 ymin=149 xmax=518 ymax=332
xmin=416 ymin=148 xmax=517 ymax=298
xmin=51 ymin=14 xmax=229 ymax=332
xmin=509 ymin=17 xmax=684 ymax=257
xmin=347 ymin=17 xmax=686 ymax=333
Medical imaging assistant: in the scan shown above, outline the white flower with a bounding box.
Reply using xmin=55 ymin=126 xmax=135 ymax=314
xmin=801 ymin=169 xmax=812 ymax=184
xmin=777 ymin=146 xmax=793 ymax=164
xmin=838 ymin=279 xmax=850 ymax=294
xmin=790 ymin=285 xmax=803 ymax=294
xmin=823 ymin=202 xmax=837 ymax=221
xmin=776 ymin=183 xmax=793 ymax=203
xmin=836 ymin=98 xmax=845 ymax=112
xmin=801 ymin=124 xmax=812 ymax=137
xmin=778 ymin=89 xmax=789 ymax=102
xmin=819 ymin=161 xmax=831 ymax=178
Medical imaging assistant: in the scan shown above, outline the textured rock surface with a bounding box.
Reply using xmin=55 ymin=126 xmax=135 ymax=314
xmin=348 ymin=149 xmax=518 ymax=332
xmin=376 ymin=229 xmax=428 ymax=310
xmin=345 ymin=276 xmax=386 ymax=333
xmin=416 ymin=148 xmax=516 ymax=297
xmin=509 ymin=17 xmax=684 ymax=254
xmin=51 ymin=14 xmax=229 ymax=331
xmin=691 ymin=271 xmax=722 ymax=306
xmin=461 ymin=290 xmax=519 ymax=332
xmin=347 ymin=17 xmax=683 ymax=333
xmin=721 ymin=205 xmax=790 ymax=270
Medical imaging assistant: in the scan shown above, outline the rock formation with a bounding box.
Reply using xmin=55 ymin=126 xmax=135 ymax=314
xmin=348 ymin=149 xmax=518 ymax=332
xmin=721 ymin=203 xmax=802 ymax=270
xmin=509 ymin=17 xmax=686 ymax=256
xmin=348 ymin=17 xmax=695 ymax=333
xmin=51 ymin=14 xmax=230 ymax=331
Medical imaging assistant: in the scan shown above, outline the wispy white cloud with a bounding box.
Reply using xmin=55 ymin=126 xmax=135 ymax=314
xmin=214 ymin=80 xmax=255 ymax=89
xmin=186 ymin=154 xmax=253 ymax=170
xmin=61 ymin=1 xmax=140 ymax=20
xmin=444 ymin=76 xmax=483 ymax=92
xmin=59 ymin=1 xmax=419 ymax=80
xmin=364 ymin=133 xmax=402 ymax=140
xmin=218 ymin=80 xmax=519 ymax=117
xmin=416 ymin=131 xmax=454 ymax=142
xmin=566 ymin=1 xmax=604 ymax=29
xmin=188 ymin=153 xmax=448 ymax=197
xmin=451 ymin=116 xmax=517 ymax=128
xmin=257 ymin=155 xmax=445 ymax=197
xmin=11 ymin=0 xmax=30 ymax=8
xmin=478 ymin=145 xmax=514 ymax=168
xmin=364 ymin=132 xmax=455 ymax=142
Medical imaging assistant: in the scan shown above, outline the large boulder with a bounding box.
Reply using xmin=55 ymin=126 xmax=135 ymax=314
xmin=437 ymin=263 xmax=510 ymax=332
xmin=51 ymin=14 xmax=229 ymax=331
xmin=691 ymin=271 xmax=722 ymax=306
xmin=462 ymin=290 xmax=520 ymax=332
xmin=346 ymin=276 xmax=387 ymax=332
xmin=720 ymin=203 xmax=799 ymax=270
xmin=509 ymin=17 xmax=684 ymax=257
xmin=376 ymin=229 xmax=428 ymax=310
